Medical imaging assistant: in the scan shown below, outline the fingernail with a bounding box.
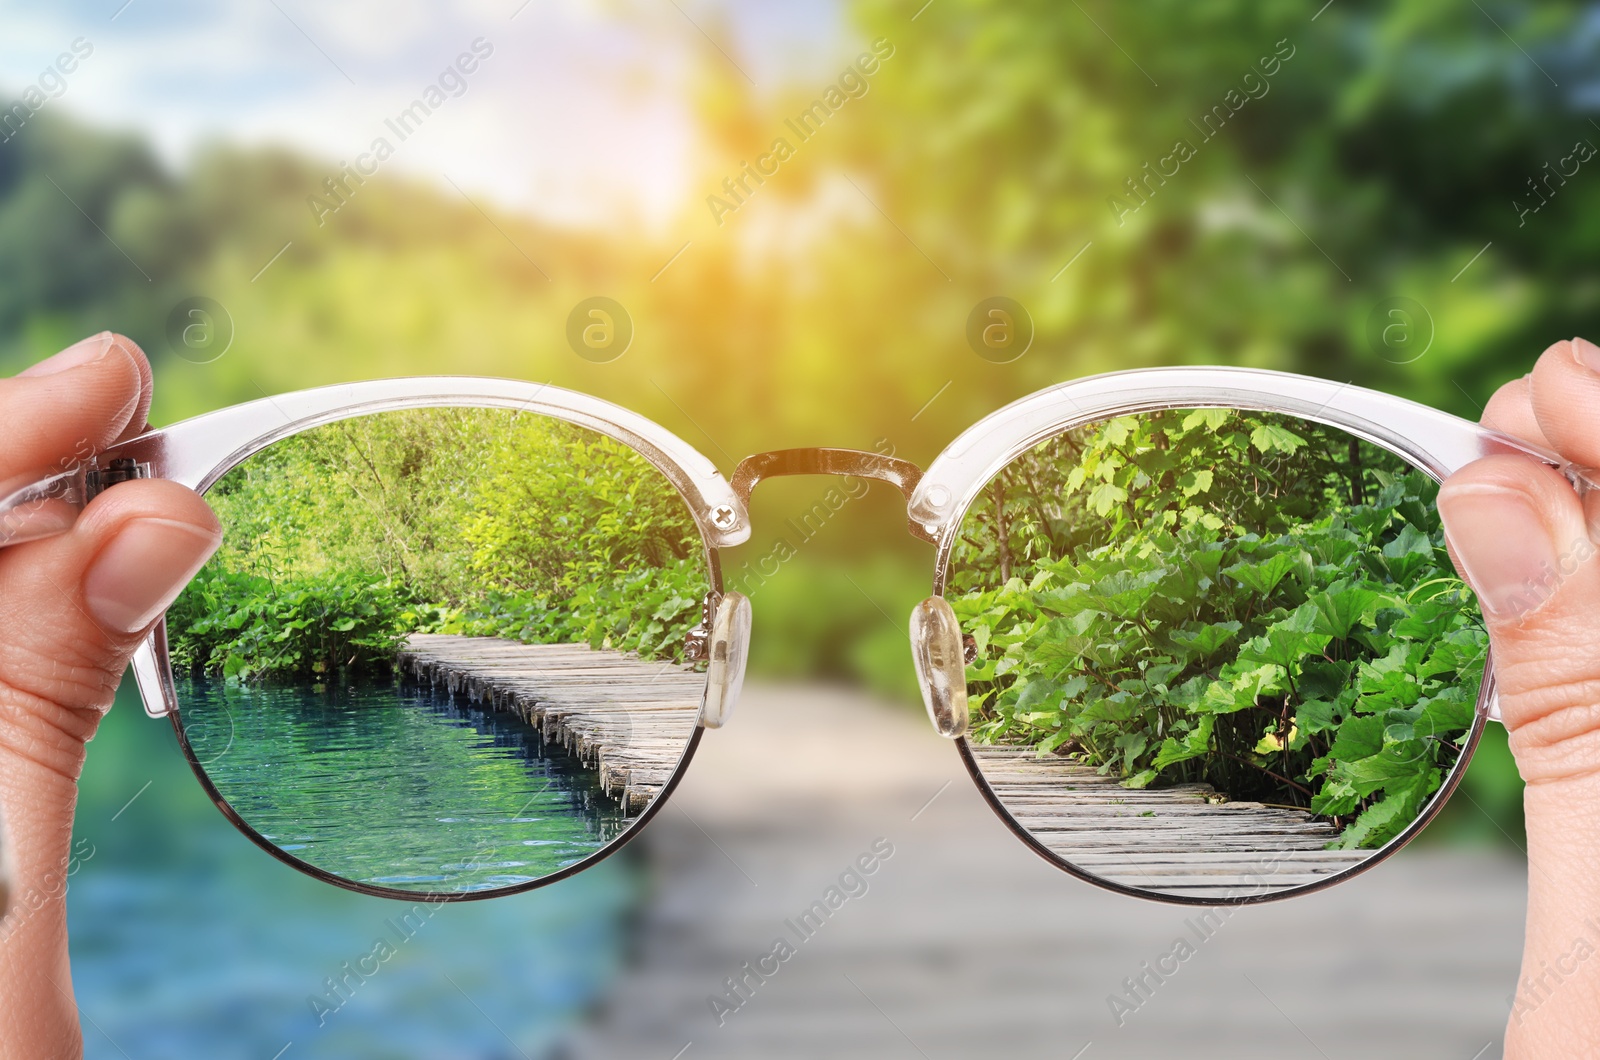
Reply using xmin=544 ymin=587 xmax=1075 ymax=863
xmin=18 ymin=332 xmax=115 ymax=378
xmin=1439 ymin=483 xmax=1564 ymax=619
xmin=1572 ymin=336 xmax=1600 ymax=375
xmin=83 ymin=518 xmax=221 ymax=634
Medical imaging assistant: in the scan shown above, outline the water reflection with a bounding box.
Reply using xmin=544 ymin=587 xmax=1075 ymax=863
xmin=179 ymin=677 xmax=627 ymax=893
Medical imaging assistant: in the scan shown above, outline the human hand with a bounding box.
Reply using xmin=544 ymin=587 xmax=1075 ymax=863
xmin=1436 ymin=337 xmax=1600 ymax=1058
xmin=0 ymin=334 xmax=219 ymax=1060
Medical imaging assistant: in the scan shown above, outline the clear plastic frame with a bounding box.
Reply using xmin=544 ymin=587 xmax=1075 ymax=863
xmin=2 ymin=367 xmax=1594 ymax=904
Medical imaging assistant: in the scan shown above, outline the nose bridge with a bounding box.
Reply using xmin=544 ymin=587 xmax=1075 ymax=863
xmin=729 ymin=448 xmax=934 ymax=544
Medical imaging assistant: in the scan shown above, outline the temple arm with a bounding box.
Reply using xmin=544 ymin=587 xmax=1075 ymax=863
xmin=0 ymin=467 xmax=87 ymax=548
xmin=0 ymin=458 xmax=151 ymax=548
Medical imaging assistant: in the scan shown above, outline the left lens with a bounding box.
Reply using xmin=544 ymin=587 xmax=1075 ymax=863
xmin=167 ymin=406 xmax=712 ymax=898
xmin=946 ymin=407 xmax=1487 ymax=902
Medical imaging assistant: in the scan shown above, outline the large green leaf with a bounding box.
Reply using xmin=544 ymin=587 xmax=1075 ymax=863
xmin=1326 ymin=713 xmax=1384 ymax=762
xmin=1381 ymin=523 xmax=1436 ymax=581
xmin=1306 ymin=583 xmax=1387 ymax=639
xmin=1249 ymin=423 xmax=1308 ymax=455
xmin=1151 ymin=715 xmax=1215 ymax=770
xmin=1223 ymin=551 xmax=1304 ymax=595
xmin=1168 ymin=620 xmax=1242 ymax=658
xmin=1330 ymin=774 xmax=1439 ymax=850
xmin=1236 ymin=603 xmax=1332 ymax=671
xmin=1181 ymin=408 xmax=1232 ymax=432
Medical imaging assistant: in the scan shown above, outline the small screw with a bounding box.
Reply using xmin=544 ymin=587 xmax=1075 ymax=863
xmin=711 ymin=505 xmax=739 ymax=530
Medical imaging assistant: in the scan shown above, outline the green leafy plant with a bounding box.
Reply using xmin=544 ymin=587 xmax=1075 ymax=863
xmin=950 ymin=410 xmax=1486 ymax=849
xmin=422 ymin=561 xmax=707 ymax=665
xmin=167 ymin=566 xmax=414 ymax=681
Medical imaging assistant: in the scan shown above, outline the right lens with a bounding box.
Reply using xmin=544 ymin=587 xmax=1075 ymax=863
xmin=166 ymin=407 xmax=712 ymax=898
xmin=947 ymin=408 xmax=1487 ymax=901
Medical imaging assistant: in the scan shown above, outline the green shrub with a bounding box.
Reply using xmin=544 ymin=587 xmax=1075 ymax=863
xmin=423 ymin=560 xmax=708 ymax=665
xmin=167 ymin=566 xmax=414 ymax=681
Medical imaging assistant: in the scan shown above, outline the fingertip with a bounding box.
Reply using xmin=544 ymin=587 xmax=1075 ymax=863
xmin=106 ymin=333 xmax=154 ymax=441
xmin=1440 ymin=455 xmax=1592 ymax=622
xmin=0 ymin=479 xmax=219 ymax=721
xmin=83 ymin=517 xmax=220 ymax=635
xmin=75 ymin=480 xmax=220 ymax=636
xmin=1529 ymin=337 xmax=1600 ymax=470
xmin=1439 ymin=454 xmax=1584 ymax=533
xmin=75 ymin=477 xmax=220 ymax=542
xmin=1571 ymin=335 xmax=1600 ymax=372
xmin=1482 ymin=375 xmax=1553 ymax=450
xmin=0 ymin=335 xmax=152 ymax=486
xmin=13 ymin=333 xmax=144 ymax=404
xmin=15 ymin=332 xmax=115 ymax=378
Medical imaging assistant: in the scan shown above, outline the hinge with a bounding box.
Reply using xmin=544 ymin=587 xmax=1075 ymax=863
xmin=85 ymin=458 xmax=151 ymax=501
xmin=684 ymin=590 xmax=721 ymax=664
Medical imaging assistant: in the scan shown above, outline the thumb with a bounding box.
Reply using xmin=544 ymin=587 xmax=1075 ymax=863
xmin=1437 ymin=453 xmax=1600 ymax=786
xmin=0 ymin=479 xmax=219 ymax=1059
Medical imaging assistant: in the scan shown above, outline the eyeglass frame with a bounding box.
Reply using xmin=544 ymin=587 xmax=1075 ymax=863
xmin=1 ymin=365 xmax=1592 ymax=905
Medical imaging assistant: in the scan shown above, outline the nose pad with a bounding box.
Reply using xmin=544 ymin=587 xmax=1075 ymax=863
xmin=699 ymin=591 xmax=752 ymax=729
xmin=910 ymin=596 xmax=969 ymax=739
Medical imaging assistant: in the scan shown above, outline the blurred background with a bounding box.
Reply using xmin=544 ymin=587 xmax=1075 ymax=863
xmin=2 ymin=0 xmax=1596 ymax=1054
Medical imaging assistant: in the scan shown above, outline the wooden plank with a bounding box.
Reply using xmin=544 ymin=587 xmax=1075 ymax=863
xmin=969 ymin=745 xmax=1370 ymax=893
xmin=396 ymin=633 xmax=705 ymax=814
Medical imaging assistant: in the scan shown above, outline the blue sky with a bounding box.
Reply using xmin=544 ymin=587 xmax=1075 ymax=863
xmin=0 ymin=0 xmax=851 ymax=229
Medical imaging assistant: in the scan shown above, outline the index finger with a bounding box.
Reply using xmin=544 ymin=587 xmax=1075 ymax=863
xmin=0 ymin=333 xmax=151 ymax=486
xmin=1530 ymin=337 xmax=1600 ymax=472
xmin=1481 ymin=374 xmax=1555 ymax=451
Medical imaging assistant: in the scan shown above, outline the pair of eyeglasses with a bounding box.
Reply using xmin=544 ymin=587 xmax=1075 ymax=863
xmin=2 ymin=367 xmax=1589 ymax=907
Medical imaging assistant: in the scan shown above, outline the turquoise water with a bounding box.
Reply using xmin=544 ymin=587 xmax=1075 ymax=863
xmin=174 ymin=676 xmax=628 ymax=894
xmin=70 ymin=683 xmax=636 ymax=1059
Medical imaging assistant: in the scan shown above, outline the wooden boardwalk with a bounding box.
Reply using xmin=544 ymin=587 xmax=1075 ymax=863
xmin=969 ymin=746 xmax=1370 ymax=899
xmin=396 ymin=634 xmax=705 ymax=814
xmin=394 ymin=633 xmax=1367 ymax=896
xmin=561 ymin=683 xmax=1523 ymax=1060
